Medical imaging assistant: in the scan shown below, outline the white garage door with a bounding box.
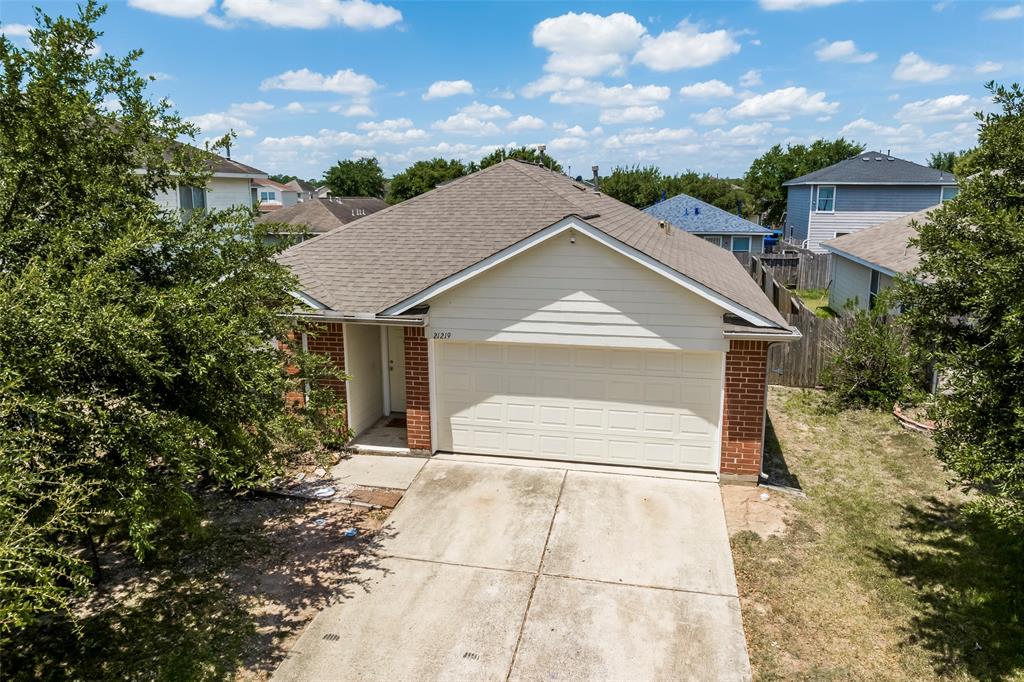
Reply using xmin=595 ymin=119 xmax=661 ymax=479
xmin=435 ymin=342 xmax=723 ymax=472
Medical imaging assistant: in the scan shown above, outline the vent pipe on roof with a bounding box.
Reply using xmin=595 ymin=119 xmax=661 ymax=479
xmin=592 ymin=165 xmax=600 ymax=190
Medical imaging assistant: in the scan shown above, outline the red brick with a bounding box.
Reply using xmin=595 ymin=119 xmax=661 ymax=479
xmin=720 ymin=340 xmax=769 ymax=476
xmin=404 ymin=327 xmax=431 ymax=451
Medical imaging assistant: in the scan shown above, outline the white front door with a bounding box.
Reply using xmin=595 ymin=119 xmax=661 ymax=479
xmin=387 ymin=326 xmax=407 ymax=412
xmin=434 ymin=341 xmax=723 ymax=472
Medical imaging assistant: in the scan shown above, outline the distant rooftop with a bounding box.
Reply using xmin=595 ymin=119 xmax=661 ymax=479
xmin=256 ymin=196 xmax=388 ymax=234
xmin=783 ymin=152 xmax=957 ymax=187
xmin=642 ymin=193 xmax=772 ymax=235
xmin=822 ymin=207 xmax=935 ymax=275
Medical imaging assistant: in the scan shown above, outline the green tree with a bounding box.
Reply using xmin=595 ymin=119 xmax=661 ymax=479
xmin=386 ymin=157 xmax=469 ymax=204
xmin=599 ymin=165 xmax=665 ymax=208
xmin=478 ymin=146 xmax=562 ymax=173
xmin=745 ymin=138 xmax=865 ymax=226
xmin=269 ymin=173 xmax=317 ymax=186
xmin=897 ymin=81 xmax=1024 ymax=524
xmin=928 ymin=150 xmax=959 ymax=173
xmin=0 ymin=3 xmax=347 ymax=633
xmin=322 ymin=157 xmax=385 ymax=197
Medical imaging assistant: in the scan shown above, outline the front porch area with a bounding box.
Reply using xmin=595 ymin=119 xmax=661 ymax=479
xmin=349 ymin=414 xmax=409 ymax=454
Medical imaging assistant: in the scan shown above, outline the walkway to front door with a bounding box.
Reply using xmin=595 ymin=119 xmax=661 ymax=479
xmin=274 ymin=458 xmax=752 ymax=681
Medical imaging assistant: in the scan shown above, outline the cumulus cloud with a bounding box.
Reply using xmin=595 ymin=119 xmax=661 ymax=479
xmin=633 ymin=20 xmax=741 ymax=71
xmin=599 ymin=106 xmax=665 ymax=124
xmin=679 ymin=80 xmax=736 ymax=98
xmin=284 ymin=102 xmax=307 ymax=113
xmin=357 ymin=118 xmax=414 ymax=131
xmin=691 ymin=107 xmax=728 ymax=126
xmin=729 ymin=86 xmax=839 ymax=119
xmin=532 ymin=12 xmax=646 ymax=76
xmin=423 ymin=79 xmax=474 ymax=100
xmin=148 ymin=71 xmax=175 ymax=81
xmin=759 ymin=0 xmax=848 ymax=9
xmin=333 ymin=103 xmax=376 ymax=117
xmin=814 ymin=39 xmax=877 ymax=63
xmin=259 ymin=122 xmax=426 ymax=150
xmin=506 ymin=115 xmax=546 ymax=132
xmin=983 ymin=4 xmax=1023 ymax=19
xmin=127 ymin=0 xmax=214 ymax=18
xmin=224 ymin=0 xmax=400 ymax=29
xmin=975 ymin=60 xmax=1003 ymax=73
xmin=548 ymin=125 xmax=603 ymax=152
xmin=1 ymin=23 xmax=33 ymax=37
xmin=895 ymin=94 xmax=983 ymax=122
xmin=188 ymin=112 xmax=255 ymax=137
xmin=260 ymin=68 xmax=378 ymax=94
xmin=523 ymin=74 xmax=671 ymax=107
xmin=432 ymin=113 xmax=502 ymax=136
xmin=892 ymin=52 xmax=952 ymax=82
xmin=229 ymin=101 xmax=274 ymax=114
xmin=739 ymin=69 xmax=762 ymax=87
xmin=458 ymin=102 xmax=512 ymax=119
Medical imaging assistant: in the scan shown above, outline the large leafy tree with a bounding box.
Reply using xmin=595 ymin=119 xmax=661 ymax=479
xmin=599 ymin=165 xmax=667 ymax=208
xmin=479 ymin=146 xmax=562 ymax=172
xmin=745 ymin=138 xmax=865 ymax=226
xmin=897 ymin=82 xmax=1024 ymax=523
xmin=599 ymin=165 xmax=753 ymax=216
xmin=386 ymin=157 xmax=469 ymax=204
xmin=322 ymin=156 xmax=385 ymax=197
xmin=0 ymin=3 xmax=345 ymax=633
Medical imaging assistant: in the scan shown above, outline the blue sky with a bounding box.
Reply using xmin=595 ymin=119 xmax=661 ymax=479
xmin=3 ymin=0 xmax=1023 ymax=179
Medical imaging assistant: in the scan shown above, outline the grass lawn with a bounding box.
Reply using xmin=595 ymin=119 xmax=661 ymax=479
xmin=733 ymin=387 xmax=1024 ymax=681
xmin=793 ymin=288 xmax=836 ymax=318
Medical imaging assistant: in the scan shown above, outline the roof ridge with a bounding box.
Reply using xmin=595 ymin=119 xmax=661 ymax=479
xmin=504 ymin=161 xmax=597 ymax=216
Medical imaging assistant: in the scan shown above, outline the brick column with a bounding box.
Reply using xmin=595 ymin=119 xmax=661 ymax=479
xmin=305 ymin=322 xmax=348 ymax=428
xmin=404 ymin=327 xmax=431 ymax=452
xmin=720 ymin=340 xmax=770 ymax=482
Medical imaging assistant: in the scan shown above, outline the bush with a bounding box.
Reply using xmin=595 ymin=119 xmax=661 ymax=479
xmin=820 ymin=302 xmax=922 ymax=411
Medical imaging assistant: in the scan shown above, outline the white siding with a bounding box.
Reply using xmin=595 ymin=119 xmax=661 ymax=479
xmin=829 ymin=255 xmax=872 ymax=313
xmin=152 ymin=178 xmax=254 ymax=213
xmin=807 ymin=211 xmax=908 ymax=253
xmin=427 ymin=232 xmax=727 ymax=352
xmin=343 ymin=323 xmax=383 ymax=436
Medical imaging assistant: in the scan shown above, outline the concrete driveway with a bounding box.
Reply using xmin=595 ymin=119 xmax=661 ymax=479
xmin=274 ymin=459 xmax=752 ymax=681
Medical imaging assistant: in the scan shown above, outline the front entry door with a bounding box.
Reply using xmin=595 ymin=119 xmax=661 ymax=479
xmin=387 ymin=326 xmax=407 ymax=412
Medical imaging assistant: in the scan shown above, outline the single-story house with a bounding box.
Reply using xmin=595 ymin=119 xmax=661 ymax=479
xmin=642 ymin=193 xmax=773 ymax=254
xmin=284 ymin=178 xmax=317 ymax=202
xmin=280 ymin=160 xmax=800 ymax=482
xmin=821 ymin=207 xmax=932 ymax=312
xmin=256 ymin=196 xmax=388 ymax=244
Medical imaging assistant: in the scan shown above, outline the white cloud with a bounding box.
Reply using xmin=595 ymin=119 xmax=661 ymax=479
xmin=532 ymin=12 xmax=646 ymax=76
xmin=729 ymin=86 xmax=839 ymax=119
xmin=229 ymin=101 xmax=274 ymax=114
xmin=975 ymin=60 xmax=1004 ymax=73
xmin=814 ymin=39 xmax=877 ymax=63
xmin=523 ymin=75 xmax=671 ymax=108
xmin=691 ymin=107 xmax=728 ymax=126
xmin=432 ymin=113 xmax=502 ymax=136
xmin=259 ymin=122 xmax=426 ymax=150
xmin=892 ymin=52 xmax=952 ymax=82
xmin=220 ymin=0 xmax=401 ymax=29
xmin=705 ymin=122 xmax=778 ymax=146
xmin=357 ymin=118 xmax=414 ymax=131
xmin=458 ymin=102 xmax=512 ymax=119
xmin=759 ymin=0 xmax=848 ymax=9
xmin=285 ymin=102 xmax=312 ymax=113
xmin=983 ymin=4 xmax=1023 ymax=20
xmin=739 ymin=69 xmax=762 ymax=87
xmin=188 ymin=112 xmax=255 ymax=137
xmin=599 ymin=106 xmax=665 ymax=124
xmin=333 ymin=103 xmax=376 ymax=117
xmin=750 ymin=38 xmax=762 ymax=46
xmin=679 ymin=79 xmax=735 ymax=98
xmin=260 ymin=68 xmax=378 ymax=94
xmin=148 ymin=71 xmax=175 ymax=81
xmin=127 ymin=0 xmax=214 ymax=18
xmin=888 ymin=93 xmax=901 ymax=101
xmin=837 ymin=117 xmax=978 ymax=155
xmin=895 ymin=94 xmax=982 ymax=122
xmin=633 ymin=20 xmax=741 ymax=71
xmin=604 ymin=127 xmax=695 ymax=149
xmin=491 ymin=88 xmax=516 ymax=100
xmin=423 ymin=79 xmax=474 ymax=100
xmin=507 ymin=115 xmax=546 ymax=132
xmin=1 ymin=23 xmax=32 ymax=38
xmin=932 ymin=1 xmax=950 ymax=10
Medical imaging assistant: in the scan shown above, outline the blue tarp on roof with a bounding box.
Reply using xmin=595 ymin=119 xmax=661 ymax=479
xmin=642 ymin=193 xmax=772 ymax=235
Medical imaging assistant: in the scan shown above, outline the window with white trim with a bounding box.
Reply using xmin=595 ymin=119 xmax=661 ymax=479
xmin=259 ymin=190 xmax=277 ymax=201
xmin=941 ymin=186 xmax=959 ymax=202
xmin=815 ymin=185 xmax=835 ymax=212
xmin=178 ymin=184 xmax=206 ymax=212
xmin=730 ymin=236 xmax=751 ymax=253
xmin=869 ymin=270 xmax=880 ymax=309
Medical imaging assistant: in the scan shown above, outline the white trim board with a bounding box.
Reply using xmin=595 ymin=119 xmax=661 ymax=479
xmin=823 ymin=246 xmax=901 ymax=279
xmin=381 ymin=216 xmax=782 ymax=329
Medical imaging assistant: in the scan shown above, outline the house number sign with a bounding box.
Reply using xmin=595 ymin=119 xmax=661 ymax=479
xmin=432 ymin=330 xmax=453 ymax=340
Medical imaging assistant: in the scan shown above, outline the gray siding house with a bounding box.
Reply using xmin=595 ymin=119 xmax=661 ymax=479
xmin=783 ymin=152 xmax=956 ymax=253
xmin=642 ymin=193 xmax=773 ymax=254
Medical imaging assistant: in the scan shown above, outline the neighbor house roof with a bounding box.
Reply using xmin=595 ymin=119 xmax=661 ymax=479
xmin=642 ymin=193 xmax=772 ymax=235
xmin=285 ymin=179 xmax=317 ymax=193
xmin=279 ymin=160 xmax=790 ymax=329
xmin=162 ymin=142 xmax=267 ymax=178
xmin=783 ymin=152 xmax=957 ymax=187
xmin=256 ymin=197 xmax=388 ymax=234
xmin=821 ymin=207 xmax=934 ymax=276
xmin=252 ymin=178 xmax=292 ymax=191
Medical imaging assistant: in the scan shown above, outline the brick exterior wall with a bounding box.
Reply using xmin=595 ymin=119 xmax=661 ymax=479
xmin=404 ymin=327 xmax=431 ymax=452
xmin=304 ymin=322 xmax=348 ymax=428
xmin=720 ymin=340 xmax=771 ymax=479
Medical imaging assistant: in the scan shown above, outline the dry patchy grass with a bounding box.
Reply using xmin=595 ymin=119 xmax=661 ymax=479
xmin=734 ymin=387 xmax=1024 ymax=681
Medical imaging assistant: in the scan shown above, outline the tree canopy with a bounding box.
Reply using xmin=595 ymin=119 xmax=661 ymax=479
xmin=598 ymin=165 xmax=752 ymax=216
xmin=386 ymin=157 xmax=470 ymax=204
xmin=897 ymin=81 xmax=1024 ymax=524
xmin=744 ymin=138 xmax=865 ymax=226
xmin=269 ymin=173 xmax=318 ymax=187
xmin=0 ymin=3 xmax=345 ymax=633
xmin=322 ymin=157 xmax=386 ymax=197
xmin=478 ymin=146 xmax=562 ymax=172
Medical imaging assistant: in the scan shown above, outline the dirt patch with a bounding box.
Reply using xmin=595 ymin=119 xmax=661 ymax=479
xmin=721 ymin=485 xmax=793 ymax=538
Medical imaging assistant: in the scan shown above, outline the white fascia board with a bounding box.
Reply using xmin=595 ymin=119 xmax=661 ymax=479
xmin=822 ymin=246 xmax=901 ymax=278
xmin=724 ymin=329 xmax=803 ymax=341
xmin=288 ymin=290 xmax=328 ymax=309
xmin=381 ymin=216 xmax=783 ymax=329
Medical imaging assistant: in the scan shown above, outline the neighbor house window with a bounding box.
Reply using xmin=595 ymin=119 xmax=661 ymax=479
xmin=703 ymin=235 xmax=724 ymax=247
xmin=259 ymin=190 xmax=276 ymax=201
xmin=730 ymin=236 xmax=751 ymax=253
xmin=941 ymin=186 xmax=959 ymax=202
xmin=178 ymin=184 xmax=206 ymax=212
xmin=869 ymin=270 xmax=880 ymax=309
xmin=816 ymin=185 xmax=835 ymax=212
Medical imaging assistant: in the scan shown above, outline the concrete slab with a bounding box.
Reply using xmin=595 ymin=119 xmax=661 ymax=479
xmin=383 ymin=460 xmax=564 ymax=572
xmin=509 ymin=575 xmax=752 ymax=682
xmin=542 ymin=471 xmax=738 ymax=596
xmin=330 ymin=454 xmax=425 ymax=490
xmin=432 ymin=452 xmax=720 ymax=483
xmin=274 ymin=557 xmax=534 ymax=681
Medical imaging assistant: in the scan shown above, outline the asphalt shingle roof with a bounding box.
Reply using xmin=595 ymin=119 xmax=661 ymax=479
xmin=783 ymin=152 xmax=957 ymax=186
xmin=257 ymin=197 xmax=388 ymax=234
xmin=821 ymin=207 xmax=935 ymax=275
xmin=643 ymin=193 xmax=772 ymax=235
xmin=279 ymin=160 xmax=789 ymax=328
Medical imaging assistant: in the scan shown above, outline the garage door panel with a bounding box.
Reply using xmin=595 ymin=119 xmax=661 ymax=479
xmin=436 ymin=342 xmax=722 ymax=472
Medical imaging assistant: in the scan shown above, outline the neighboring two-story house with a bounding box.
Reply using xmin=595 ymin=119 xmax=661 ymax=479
xmin=284 ymin=179 xmax=317 ymax=202
xmin=153 ymin=150 xmax=268 ymax=213
xmin=782 ymin=152 xmax=957 ymax=253
xmin=252 ymin=178 xmax=299 ymax=212
xmin=642 ymin=193 xmax=773 ymax=255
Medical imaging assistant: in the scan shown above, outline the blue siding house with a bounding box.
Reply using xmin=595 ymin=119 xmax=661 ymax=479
xmin=643 ymin=193 xmax=773 ymax=254
xmin=782 ymin=151 xmax=957 ymax=253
